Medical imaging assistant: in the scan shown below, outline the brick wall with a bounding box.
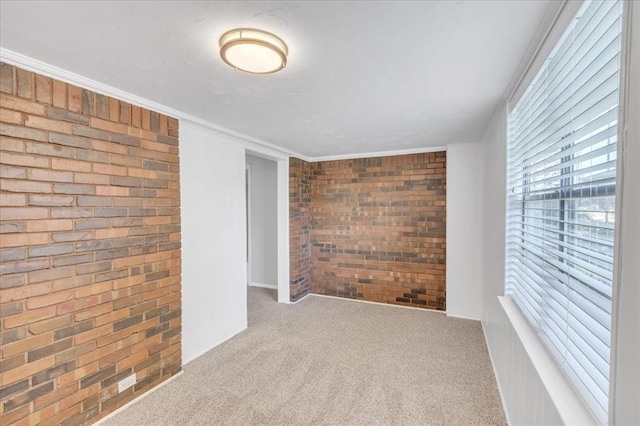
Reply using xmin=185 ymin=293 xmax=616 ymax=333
xmin=296 ymin=153 xmax=446 ymax=310
xmin=0 ymin=63 xmax=182 ymax=425
xmin=288 ymin=158 xmax=311 ymax=302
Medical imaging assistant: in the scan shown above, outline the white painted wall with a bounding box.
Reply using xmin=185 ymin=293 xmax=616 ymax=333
xmin=446 ymin=143 xmax=484 ymax=320
xmin=181 ymin=120 xmax=248 ymax=365
xmin=246 ymin=154 xmax=278 ymax=287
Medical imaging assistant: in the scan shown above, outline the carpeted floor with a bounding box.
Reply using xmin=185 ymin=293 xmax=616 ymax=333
xmin=103 ymin=288 xmax=506 ymax=425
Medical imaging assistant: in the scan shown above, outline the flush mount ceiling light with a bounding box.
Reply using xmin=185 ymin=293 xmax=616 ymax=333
xmin=219 ymin=28 xmax=288 ymax=74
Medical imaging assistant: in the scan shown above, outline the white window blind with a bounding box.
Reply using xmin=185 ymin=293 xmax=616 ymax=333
xmin=506 ymin=0 xmax=622 ymax=424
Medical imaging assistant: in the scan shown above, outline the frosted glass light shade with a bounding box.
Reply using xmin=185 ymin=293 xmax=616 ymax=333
xmin=219 ymin=29 xmax=288 ymax=74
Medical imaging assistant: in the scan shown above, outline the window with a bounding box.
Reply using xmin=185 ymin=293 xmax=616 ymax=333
xmin=506 ymin=0 xmax=622 ymax=423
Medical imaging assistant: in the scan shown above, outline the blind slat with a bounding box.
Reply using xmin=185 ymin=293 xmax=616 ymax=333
xmin=505 ymin=1 xmax=620 ymax=424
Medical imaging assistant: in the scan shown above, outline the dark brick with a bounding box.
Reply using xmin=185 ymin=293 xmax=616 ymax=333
xmin=0 ymin=326 xmax=26 ymax=344
xmin=129 ymin=208 xmax=156 ymax=217
xmin=158 ymin=242 xmax=180 ymax=252
xmin=77 ymin=196 xmax=112 ymax=207
xmin=80 ymin=365 xmax=116 ymax=388
xmin=0 ymin=63 xmax=14 ymax=94
xmin=159 ymin=309 xmax=181 ymax=323
xmin=72 ymin=125 xmax=109 ymax=141
xmin=161 ymin=326 xmax=181 ymax=341
xmin=156 ymin=134 xmax=178 ymax=146
xmin=95 ymin=268 xmax=128 ymax=283
xmin=28 ymin=194 xmax=74 ymax=207
xmin=150 ymin=111 xmax=159 ymax=132
xmin=110 ymin=176 xmax=142 ymax=187
xmin=51 ymin=207 xmax=93 ymax=218
xmin=82 ymin=89 xmax=94 ymax=115
xmin=0 ymin=301 xmax=24 ymax=319
xmin=95 ymin=208 xmax=127 ymax=218
xmin=145 ymin=322 xmax=170 ymax=338
xmin=3 ymin=382 xmax=53 ymax=412
xmin=28 ymin=244 xmax=73 ymax=258
xmin=52 ymin=231 xmax=92 ymax=242
xmin=28 ymin=338 xmax=73 ymax=361
xmin=52 ymin=253 xmax=94 ymax=267
xmin=101 ymin=367 xmax=133 ymax=388
xmin=0 ymin=222 xmax=25 ymax=234
xmin=130 ymin=301 xmax=157 ymax=316
xmin=112 ymin=217 xmax=143 ymax=228
xmin=48 ymin=132 xmax=90 ymax=149
xmin=113 ymin=314 xmax=143 ymax=331
xmin=0 ymin=165 xmax=26 ymax=179
xmin=53 ymin=183 xmax=95 ymax=195
xmin=95 ymin=94 xmax=109 ymax=119
xmin=133 ymin=353 xmax=161 ymax=373
xmin=75 ymin=219 xmax=110 ymax=230
xmin=31 ymin=360 xmax=76 ymax=385
xmin=95 ymin=248 xmax=129 ymax=261
xmin=46 ymin=106 xmax=89 ymax=125
xmin=1 ymin=354 xmax=25 ymax=371
xmin=143 ymin=160 xmax=168 ymax=171
xmin=130 ymin=188 xmax=157 ymax=197
xmin=75 ymin=149 xmax=109 ymax=163
xmin=1 ymin=247 xmax=26 ymax=262
xmin=145 ymin=270 xmax=170 ymax=282
xmin=1 ymin=258 xmax=50 ymax=275
xmin=0 ymin=275 xmax=25 ymax=289
xmin=0 ymin=123 xmax=46 ymax=141
xmin=145 ymin=305 xmax=170 ymax=320
xmin=0 ymin=380 xmax=29 ymax=400
xmin=111 ymin=134 xmax=140 ymax=147
xmin=143 ymin=179 xmax=169 ymax=189
xmin=54 ymin=320 xmax=93 ymax=340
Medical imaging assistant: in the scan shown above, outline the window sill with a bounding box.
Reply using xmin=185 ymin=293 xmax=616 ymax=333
xmin=498 ymin=296 xmax=600 ymax=426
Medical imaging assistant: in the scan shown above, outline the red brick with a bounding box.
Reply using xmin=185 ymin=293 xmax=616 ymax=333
xmin=67 ymin=85 xmax=82 ymax=113
xmin=34 ymin=75 xmax=52 ymax=104
xmin=51 ymin=80 xmax=67 ymax=108
xmin=0 ymin=63 xmax=14 ymax=94
xmin=0 ymin=63 xmax=182 ymax=426
xmin=1 ymin=108 xmax=23 ymax=124
xmin=15 ymin=68 xmax=34 ymax=99
xmin=0 ymin=93 xmax=46 ymax=115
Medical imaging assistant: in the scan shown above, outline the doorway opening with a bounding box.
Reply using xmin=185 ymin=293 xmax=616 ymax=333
xmin=245 ymin=153 xmax=279 ymax=305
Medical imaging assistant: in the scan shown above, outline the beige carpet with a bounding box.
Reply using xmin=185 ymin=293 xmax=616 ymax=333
xmin=103 ymin=288 xmax=506 ymax=425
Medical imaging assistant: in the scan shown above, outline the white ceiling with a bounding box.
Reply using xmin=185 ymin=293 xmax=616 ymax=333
xmin=0 ymin=1 xmax=552 ymax=157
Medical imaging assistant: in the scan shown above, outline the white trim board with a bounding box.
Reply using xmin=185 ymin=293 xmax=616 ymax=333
xmin=309 ymin=293 xmax=447 ymax=315
xmin=249 ymin=282 xmax=278 ymax=290
xmin=308 ymin=146 xmax=448 ymax=162
xmin=498 ymin=296 xmax=598 ymax=425
xmin=93 ymin=371 xmax=184 ymax=425
xmin=0 ymin=48 xmax=298 ymax=161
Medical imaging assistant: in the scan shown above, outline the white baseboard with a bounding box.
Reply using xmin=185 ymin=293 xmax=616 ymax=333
xmin=93 ymin=370 xmax=183 ymax=425
xmin=309 ymin=293 xmax=447 ymax=314
xmin=249 ymin=282 xmax=278 ymax=290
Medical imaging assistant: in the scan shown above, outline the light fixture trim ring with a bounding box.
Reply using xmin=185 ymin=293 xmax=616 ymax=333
xmin=219 ymin=28 xmax=288 ymax=74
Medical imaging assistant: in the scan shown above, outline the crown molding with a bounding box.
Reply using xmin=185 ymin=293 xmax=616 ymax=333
xmin=0 ymin=48 xmax=303 ymax=160
xmin=306 ymin=146 xmax=447 ymax=162
xmin=1 ymin=48 xmax=449 ymax=164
